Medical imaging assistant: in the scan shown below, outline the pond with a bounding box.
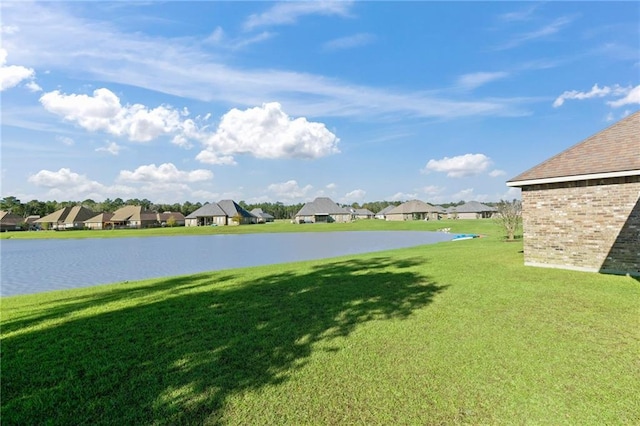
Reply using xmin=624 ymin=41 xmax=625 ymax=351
xmin=0 ymin=231 xmax=452 ymax=296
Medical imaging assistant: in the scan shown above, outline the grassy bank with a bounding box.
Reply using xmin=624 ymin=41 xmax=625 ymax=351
xmin=0 ymin=218 xmax=496 ymax=240
xmin=2 ymin=226 xmax=638 ymax=424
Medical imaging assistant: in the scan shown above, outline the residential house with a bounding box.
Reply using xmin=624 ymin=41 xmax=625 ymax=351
xmin=251 ymin=208 xmax=275 ymax=223
xmin=24 ymin=215 xmax=41 ymax=230
xmin=0 ymin=210 xmax=24 ymax=231
xmin=158 ymin=211 xmax=185 ymax=227
xmin=84 ymin=212 xmax=114 ymax=230
xmin=385 ymin=200 xmax=442 ymax=221
xmin=374 ymin=205 xmax=396 ymax=220
xmin=447 ymin=201 xmax=497 ymax=219
xmin=295 ymin=197 xmax=352 ymax=223
xmin=218 ymin=200 xmax=257 ymax=225
xmin=353 ymin=208 xmax=375 ymax=219
xmin=185 ymin=200 xmax=255 ymax=226
xmin=185 ymin=203 xmax=228 ymax=227
xmin=35 ymin=206 xmax=96 ymax=230
xmin=507 ymin=110 xmax=640 ymax=276
xmin=108 ymin=206 xmax=159 ymax=229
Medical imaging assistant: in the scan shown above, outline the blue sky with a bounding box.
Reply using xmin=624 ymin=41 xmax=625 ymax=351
xmin=1 ymin=1 xmax=638 ymax=205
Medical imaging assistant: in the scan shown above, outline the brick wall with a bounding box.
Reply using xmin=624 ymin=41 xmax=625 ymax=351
xmin=521 ymin=176 xmax=640 ymax=276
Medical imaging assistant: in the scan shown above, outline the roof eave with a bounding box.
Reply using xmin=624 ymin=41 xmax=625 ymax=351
xmin=507 ymin=169 xmax=640 ymax=187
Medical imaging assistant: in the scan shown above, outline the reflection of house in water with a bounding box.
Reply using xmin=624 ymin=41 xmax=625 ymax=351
xmin=508 ymin=111 xmax=640 ymax=277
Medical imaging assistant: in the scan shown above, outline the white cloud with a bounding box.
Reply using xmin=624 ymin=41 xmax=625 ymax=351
xmin=196 ymin=102 xmax=340 ymax=164
xmin=0 ymin=25 xmax=19 ymax=34
xmin=495 ymin=16 xmax=573 ymax=50
xmin=421 ymin=185 xmax=444 ymax=195
xmin=56 ymin=135 xmax=74 ymax=146
xmin=323 ymin=33 xmax=375 ymax=51
xmin=489 ymin=169 xmax=506 ymax=177
xmin=0 ymin=48 xmax=35 ymax=91
xmin=389 ymin=192 xmax=417 ymax=201
xmin=118 ymin=163 xmax=213 ymax=183
xmin=25 ymin=80 xmax=42 ymax=92
xmin=243 ymin=1 xmax=352 ymax=30
xmin=267 ymin=180 xmax=313 ymax=199
xmin=344 ymin=189 xmax=366 ymax=201
xmin=457 ymin=72 xmax=509 ymax=90
xmin=451 ymin=188 xmax=476 ymax=201
xmin=205 ymin=26 xmax=274 ymax=50
xmin=326 ymin=183 xmax=337 ymax=189
xmin=194 ymin=151 xmax=238 ymax=166
xmin=553 ymin=83 xmax=631 ymax=107
xmin=39 ymin=88 xmax=192 ymax=142
xmin=27 ymin=167 xmax=136 ymax=200
xmin=607 ymin=84 xmax=640 ymax=107
xmin=96 ymin=141 xmax=122 ymax=156
xmin=423 ymin=153 xmax=492 ymax=178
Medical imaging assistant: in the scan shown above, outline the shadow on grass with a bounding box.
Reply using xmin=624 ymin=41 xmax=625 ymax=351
xmin=2 ymin=256 xmax=445 ymax=424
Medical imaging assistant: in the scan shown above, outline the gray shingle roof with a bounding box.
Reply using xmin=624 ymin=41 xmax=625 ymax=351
xmin=387 ymin=200 xmax=440 ymax=215
xmin=218 ymin=200 xmax=255 ymax=218
xmin=375 ymin=205 xmax=397 ymax=215
xmin=251 ymin=208 xmax=274 ymax=219
xmin=447 ymin=201 xmax=497 ymax=213
xmin=185 ymin=202 xmax=227 ymax=219
xmin=296 ymin=197 xmax=351 ymax=216
xmin=508 ymin=110 xmax=640 ymax=185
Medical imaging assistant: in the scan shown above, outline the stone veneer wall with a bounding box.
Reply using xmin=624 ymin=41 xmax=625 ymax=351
xmin=521 ymin=175 xmax=640 ymax=276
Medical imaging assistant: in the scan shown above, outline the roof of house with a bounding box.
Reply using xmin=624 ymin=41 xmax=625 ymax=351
xmin=295 ymin=197 xmax=351 ymax=216
xmin=218 ymin=200 xmax=255 ymax=218
xmin=158 ymin=212 xmax=185 ymax=221
xmin=110 ymin=206 xmax=142 ymax=222
xmin=0 ymin=210 xmax=23 ymax=225
xmin=185 ymin=202 xmax=228 ymax=219
xmin=250 ymin=208 xmax=275 ymax=219
xmin=354 ymin=208 xmax=375 ymax=216
xmin=84 ymin=212 xmax=114 ymax=223
xmin=447 ymin=201 xmax=497 ymax=213
xmin=35 ymin=206 xmax=95 ymax=223
xmin=508 ymin=110 xmax=640 ymax=186
xmin=375 ymin=205 xmax=397 ymax=216
xmin=386 ymin=200 xmax=441 ymax=215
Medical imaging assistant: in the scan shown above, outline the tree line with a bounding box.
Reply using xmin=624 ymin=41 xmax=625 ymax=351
xmin=0 ymin=196 xmax=421 ymax=220
xmin=1 ymin=195 xmax=490 ymax=221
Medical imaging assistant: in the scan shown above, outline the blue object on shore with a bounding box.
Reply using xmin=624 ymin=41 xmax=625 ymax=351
xmin=452 ymin=234 xmax=479 ymax=241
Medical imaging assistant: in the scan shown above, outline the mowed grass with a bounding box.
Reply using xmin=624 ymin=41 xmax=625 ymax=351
xmin=0 ymin=218 xmax=495 ymax=240
xmin=2 ymin=223 xmax=639 ymax=424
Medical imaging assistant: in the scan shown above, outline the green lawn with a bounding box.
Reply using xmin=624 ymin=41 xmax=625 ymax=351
xmin=2 ymin=222 xmax=639 ymax=424
xmin=0 ymin=218 xmax=496 ymax=239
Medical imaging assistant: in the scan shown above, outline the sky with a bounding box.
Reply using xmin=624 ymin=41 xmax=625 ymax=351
xmin=1 ymin=1 xmax=639 ymax=206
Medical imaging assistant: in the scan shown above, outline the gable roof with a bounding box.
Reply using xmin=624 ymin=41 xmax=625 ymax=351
xmin=218 ymin=200 xmax=255 ymax=218
xmin=35 ymin=206 xmax=95 ymax=224
xmin=387 ymin=200 xmax=441 ymax=215
xmin=84 ymin=212 xmax=114 ymax=223
xmin=354 ymin=208 xmax=375 ymax=216
xmin=185 ymin=202 xmax=227 ymax=218
xmin=296 ymin=197 xmax=351 ymax=216
xmin=508 ymin=110 xmax=640 ymax=186
xmin=0 ymin=210 xmax=23 ymax=225
xmin=250 ymin=208 xmax=275 ymax=219
xmin=447 ymin=201 xmax=497 ymax=213
xmin=375 ymin=205 xmax=397 ymax=216
xmin=110 ymin=206 xmax=143 ymax=222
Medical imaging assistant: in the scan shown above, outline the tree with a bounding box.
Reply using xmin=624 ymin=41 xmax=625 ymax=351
xmin=166 ymin=215 xmax=177 ymax=227
xmin=494 ymin=199 xmax=522 ymax=241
